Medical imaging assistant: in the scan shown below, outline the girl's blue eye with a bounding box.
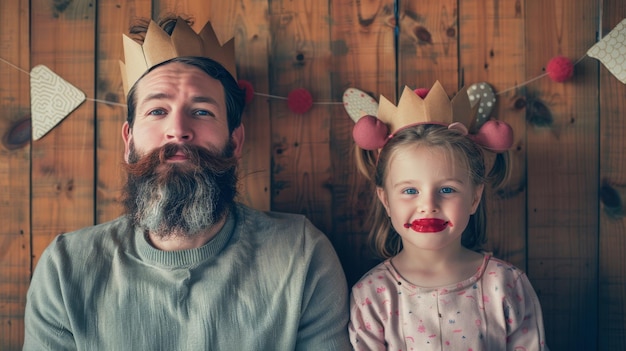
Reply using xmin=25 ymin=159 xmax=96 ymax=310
xmin=440 ymin=187 xmax=454 ymax=194
xmin=403 ymin=188 xmax=417 ymax=195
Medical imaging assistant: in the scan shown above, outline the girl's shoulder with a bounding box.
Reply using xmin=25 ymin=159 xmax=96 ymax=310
xmin=480 ymin=253 xmax=527 ymax=284
xmin=351 ymin=254 xmax=527 ymax=294
xmin=483 ymin=254 xmax=523 ymax=272
xmin=351 ymin=259 xmax=398 ymax=289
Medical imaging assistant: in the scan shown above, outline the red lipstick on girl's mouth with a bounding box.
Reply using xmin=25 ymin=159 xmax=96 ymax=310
xmin=404 ymin=218 xmax=449 ymax=233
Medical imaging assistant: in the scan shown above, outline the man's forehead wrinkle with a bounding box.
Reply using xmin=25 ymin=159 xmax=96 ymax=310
xmin=139 ymin=92 xmax=219 ymax=105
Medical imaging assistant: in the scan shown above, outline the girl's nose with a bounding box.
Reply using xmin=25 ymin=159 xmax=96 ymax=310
xmin=418 ymin=193 xmax=439 ymax=213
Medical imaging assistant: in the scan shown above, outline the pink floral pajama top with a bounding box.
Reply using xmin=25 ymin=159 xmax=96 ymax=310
xmin=349 ymin=254 xmax=549 ymax=351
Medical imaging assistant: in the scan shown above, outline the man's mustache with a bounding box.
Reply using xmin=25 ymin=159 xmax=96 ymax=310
xmin=123 ymin=143 xmax=238 ymax=179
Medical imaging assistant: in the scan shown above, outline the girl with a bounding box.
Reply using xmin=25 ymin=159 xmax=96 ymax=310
xmin=348 ymin=82 xmax=548 ymax=350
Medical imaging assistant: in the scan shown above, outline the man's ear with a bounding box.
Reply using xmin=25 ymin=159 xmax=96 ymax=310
xmin=471 ymin=184 xmax=485 ymax=214
xmin=122 ymin=122 xmax=132 ymax=163
xmin=231 ymin=124 xmax=245 ymax=158
xmin=376 ymin=187 xmax=391 ymax=217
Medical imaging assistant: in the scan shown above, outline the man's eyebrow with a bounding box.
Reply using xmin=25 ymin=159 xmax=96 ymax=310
xmin=143 ymin=92 xmax=170 ymax=102
xmin=141 ymin=94 xmax=219 ymax=105
xmin=191 ymin=96 xmax=219 ymax=105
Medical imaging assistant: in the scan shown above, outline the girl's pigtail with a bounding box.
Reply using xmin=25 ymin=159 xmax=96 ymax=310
xmin=354 ymin=145 xmax=378 ymax=182
xmin=486 ymin=149 xmax=512 ymax=191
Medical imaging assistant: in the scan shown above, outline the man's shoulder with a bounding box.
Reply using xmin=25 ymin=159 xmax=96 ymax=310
xmin=29 ymin=216 xmax=135 ymax=277
xmin=62 ymin=215 xmax=132 ymax=236
xmin=235 ymin=203 xmax=313 ymax=230
xmin=49 ymin=216 xmax=133 ymax=252
xmin=234 ymin=203 xmax=329 ymax=244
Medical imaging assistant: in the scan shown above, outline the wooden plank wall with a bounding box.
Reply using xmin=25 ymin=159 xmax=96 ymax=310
xmin=599 ymin=1 xmax=626 ymax=350
xmin=0 ymin=0 xmax=624 ymax=349
xmin=525 ymin=2 xmax=599 ymax=349
xmin=0 ymin=0 xmax=30 ymax=347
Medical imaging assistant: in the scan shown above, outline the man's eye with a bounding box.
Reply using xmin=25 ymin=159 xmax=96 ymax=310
xmin=148 ymin=109 xmax=166 ymax=116
xmin=194 ymin=110 xmax=215 ymax=117
xmin=403 ymin=188 xmax=417 ymax=195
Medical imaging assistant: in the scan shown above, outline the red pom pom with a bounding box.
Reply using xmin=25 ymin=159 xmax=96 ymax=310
xmin=287 ymin=88 xmax=313 ymax=114
xmin=546 ymin=56 xmax=574 ymax=83
xmin=472 ymin=120 xmax=514 ymax=152
xmin=238 ymin=80 xmax=255 ymax=104
xmin=353 ymin=115 xmax=389 ymax=150
xmin=414 ymin=88 xmax=430 ymax=98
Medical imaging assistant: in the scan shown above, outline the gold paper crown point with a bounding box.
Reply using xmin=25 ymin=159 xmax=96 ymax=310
xmin=377 ymin=81 xmax=477 ymax=134
xmin=119 ymin=17 xmax=237 ymax=96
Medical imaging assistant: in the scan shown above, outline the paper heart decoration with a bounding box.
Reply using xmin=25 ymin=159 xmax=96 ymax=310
xmin=343 ymin=88 xmax=378 ymax=122
xmin=30 ymin=65 xmax=86 ymax=140
xmin=587 ymin=18 xmax=626 ymax=84
xmin=467 ymin=82 xmax=496 ymax=129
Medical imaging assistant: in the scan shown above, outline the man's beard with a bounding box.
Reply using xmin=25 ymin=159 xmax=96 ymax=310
xmin=122 ymin=141 xmax=238 ymax=241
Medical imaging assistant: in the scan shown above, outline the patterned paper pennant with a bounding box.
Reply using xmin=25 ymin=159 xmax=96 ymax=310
xmin=30 ymin=65 xmax=86 ymax=140
xmin=587 ymin=18 xmax=626 ymax=84
xmin=343 ymin=88 xmax=379 ymax=122
xmin=467 ymin=82 xmax=496 ymax=129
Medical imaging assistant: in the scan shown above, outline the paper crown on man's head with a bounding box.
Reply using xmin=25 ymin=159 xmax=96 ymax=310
xmin=119 ymin=17 xmax=236 ymax=96
xmin=352 ymin=81 xmax=514 ymax=152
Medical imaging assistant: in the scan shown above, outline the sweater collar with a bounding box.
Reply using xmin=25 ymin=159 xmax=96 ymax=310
xmin=134 ymin=207 xmax=236 ymax=268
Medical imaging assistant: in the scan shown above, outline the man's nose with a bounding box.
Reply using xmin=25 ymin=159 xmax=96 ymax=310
xmin=165 ymin=112 xmax=193 ymax=142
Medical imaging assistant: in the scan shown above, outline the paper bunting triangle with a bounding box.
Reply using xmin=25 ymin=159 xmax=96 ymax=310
xmin=30 ymin=65 xmax=86 ymax=140
xmin=343 ymin=88 xmax=379 ymax=122
xmin=587 ymin=18 xmax=626 ymax=84
xmin=467 ymin=82 xmax=496 ymax=129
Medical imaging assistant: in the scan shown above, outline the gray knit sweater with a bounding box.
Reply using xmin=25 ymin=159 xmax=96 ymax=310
xmin=24 ymin=203 xmax=351 ymax=350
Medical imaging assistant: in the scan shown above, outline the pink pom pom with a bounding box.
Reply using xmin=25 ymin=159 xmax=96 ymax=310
xmin=238 ymin=80 xmax=255 ymax=104
xmin=353 ymin=115 xmax=389 ymax=150
xmin=546 ymin=56 xmax=574 ymax=83
xmin=471 ymin=120 xmax=514 ymax=152
xmin=287 ymin=88 xmax=313 ymax=114
xmin=414 ymin=88 xmax=430 ymax=98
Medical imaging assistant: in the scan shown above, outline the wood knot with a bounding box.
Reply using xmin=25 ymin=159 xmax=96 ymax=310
xmin=414 ymin=26 xmax=432 ymax=44
xmin=3 ymin=118 xmax=31 ymax=150
xmin=600 ymin=179 xmax=624 ymax=219
xmin=526 ymin=98 xmax=552 ymax=127
xmin=445 ymin=27 xmax=456 ymax=38
xmin=512 ymin=96 xmax=527 ymax=110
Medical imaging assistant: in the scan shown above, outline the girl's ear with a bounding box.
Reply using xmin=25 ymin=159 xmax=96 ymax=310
xmin=470 ymin=184 xmax=485 ymax=214
xmin=376 ymin=187 xmax=391 ymax=216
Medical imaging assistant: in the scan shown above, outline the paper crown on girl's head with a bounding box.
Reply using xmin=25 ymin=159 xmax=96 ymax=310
xmin=119 ymin=17 xmax=236 ymax=96
xmin=351 ymin=81 xmax=514 ymax=152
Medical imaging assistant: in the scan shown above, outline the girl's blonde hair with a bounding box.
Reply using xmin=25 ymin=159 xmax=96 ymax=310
xmin=355 ymin=124 xmax=509 ymax=259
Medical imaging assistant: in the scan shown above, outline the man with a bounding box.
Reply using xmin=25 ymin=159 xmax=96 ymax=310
xmin=23 ymin=16 xmax=351 ymax=350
